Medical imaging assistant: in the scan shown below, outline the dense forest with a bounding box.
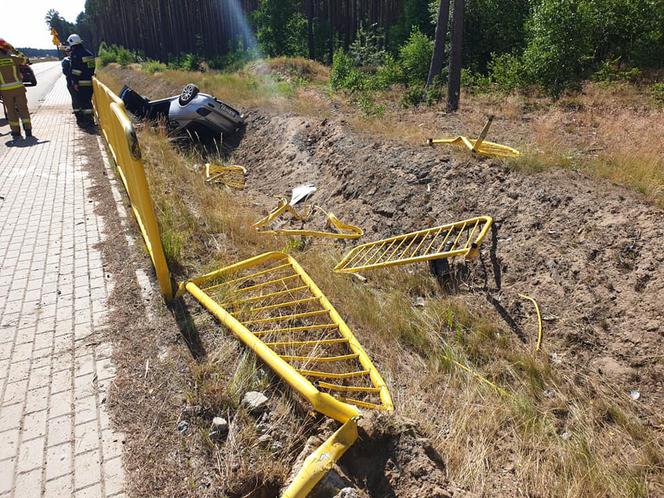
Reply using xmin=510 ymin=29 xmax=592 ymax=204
xmin=47 ymin=0 xmax=664 ymax=94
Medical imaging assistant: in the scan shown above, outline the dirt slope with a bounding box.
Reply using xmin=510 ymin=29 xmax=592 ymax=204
xmin=235 ymin=111 xmax=664 ymax=416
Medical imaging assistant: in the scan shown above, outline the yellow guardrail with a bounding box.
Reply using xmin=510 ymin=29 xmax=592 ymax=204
xmin=254 ymin=199 xmax=364 ymax=239
xmin=92 ymin=77 xmax=173 ymax=300
xmin=335 ymin=216 xmax=493 ymax=274
xmin=428 ymin=136 xmax=521 ymax=158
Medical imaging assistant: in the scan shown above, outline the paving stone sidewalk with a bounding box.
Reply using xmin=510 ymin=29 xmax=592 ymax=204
xmin=0 ymin=78 xmax=126 ymax=497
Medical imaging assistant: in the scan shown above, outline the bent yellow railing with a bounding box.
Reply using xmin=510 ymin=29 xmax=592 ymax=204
xmin=254 ymin=198 xmax=364 ymax=239
xmin=283 ymin=418 xmax=359 ymax=498
xmin=178 ymin=252 xmax=392 ymax=420
xmin=205 ymin=163 xmax=247 ymax=190
xmin=180 ymin=251 xmax=393 ymax=495
xmin=428 ymin=136 xmax=521 ymax=158
xmin=92 ymin=77 xmax=173 ymax=299
xmin=335 ymin=216 xmax=493 ymax=274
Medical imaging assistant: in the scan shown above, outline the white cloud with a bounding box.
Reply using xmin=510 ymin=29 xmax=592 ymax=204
xmin=0 ymin=0 xmax=86 ymax=49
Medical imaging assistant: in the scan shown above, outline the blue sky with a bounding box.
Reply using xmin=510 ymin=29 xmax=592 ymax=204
xmin=0 ymin=1 xmax=86 ymax=49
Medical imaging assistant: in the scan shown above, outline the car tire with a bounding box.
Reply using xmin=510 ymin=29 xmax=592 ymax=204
xmin=178 ymin=84 xmax=199 ymax=106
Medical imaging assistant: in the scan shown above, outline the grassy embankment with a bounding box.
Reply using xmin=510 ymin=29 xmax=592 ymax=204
xmin=100 ymin=61 xmax=663 ymax=496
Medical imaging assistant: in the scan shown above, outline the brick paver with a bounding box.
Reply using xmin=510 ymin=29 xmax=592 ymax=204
xmin=0 ymin=78 xmax=125 ymax=497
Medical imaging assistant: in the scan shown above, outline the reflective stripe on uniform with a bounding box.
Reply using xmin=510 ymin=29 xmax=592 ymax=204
xmin=82 ymin=56 xmax=94 ymax=62
xmin=78 ymin=80 xmax=92 ymax=86
xmin=81 ymin=109 xmax=94 ymax=114
xmin=71 ymin=69 xmax=83 ymax=76
xmin=8 ymin=120 xmax=19 ymax=126
xmin=21 ymin=118 xmax=31 ymax=124
xmin=0 ymin=81 xmax=23 ymax=90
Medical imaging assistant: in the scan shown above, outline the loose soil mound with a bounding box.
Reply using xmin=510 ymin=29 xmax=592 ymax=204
xmin=236 ymin=111 xmax=664 ymax=416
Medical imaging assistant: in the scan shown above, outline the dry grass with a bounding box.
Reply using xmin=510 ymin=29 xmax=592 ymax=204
xmin=131 ymin=123 xmax=663 ymax=496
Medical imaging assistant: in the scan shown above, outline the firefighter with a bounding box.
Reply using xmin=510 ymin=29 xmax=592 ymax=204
xmin=67 ymin=34 xmax=95 ymax=127
xmin=60 ymin=45 xmax=80 ymax=119
xmin=0 ymin=38 xmax=32 ymax=139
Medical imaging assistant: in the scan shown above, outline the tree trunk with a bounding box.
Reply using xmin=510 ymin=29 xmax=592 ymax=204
xmin=447 ymin=0 xmax=464 ymax=112
xmin=426 ymin=0 xmax=450 ymax=88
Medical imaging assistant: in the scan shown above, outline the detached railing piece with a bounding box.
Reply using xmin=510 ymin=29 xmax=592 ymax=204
xmin=92 ymin=77 xmax=173 ymax=299
xmin=428 ymin=136 xmax=520 ymax=158
xmin=205 ymin=163 xmax=247 ymax=190
xmin=335 ymin=216 xmax=493 ymax=274
xmin=254 ymin=198 xmax=364 ymax=239
xmin=178 ymin=252 xmax=392 ymax=420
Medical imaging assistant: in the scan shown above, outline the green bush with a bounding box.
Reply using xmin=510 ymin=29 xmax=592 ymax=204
xmin=142 ymin=59 xmax=167 ymax=73
xmin=402 ymin=84 xmax=426 ymax=107
xmin=253 ymin=0 xmax=307 ymax=57
xmin=398 ymin=28 xmax=433 ymax=86
xmin=591 ymin=59 xmax=641 ymax=83
xmin=330 ymin=49 xmax=367 ymax=92
xmin=348 ymin=23 xmax=387 ymax=67
xmin=488 ymin=52 xmax=525 ymax=92
xmin=652 ymin=83 xmax=664 ymax=105
xmin=97 ymin=43 xmax=141 ymax=67
xmin=372 ymin=54 xmax=405 ymax=89
xmin=520 ymin=0 xmax=592 ymax=95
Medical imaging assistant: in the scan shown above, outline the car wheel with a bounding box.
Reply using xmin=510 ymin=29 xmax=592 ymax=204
xmin=178 ymin=84 xmax=199 ymax=106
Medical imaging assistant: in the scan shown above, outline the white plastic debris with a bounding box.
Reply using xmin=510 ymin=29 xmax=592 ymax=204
xmin=290 ymin=184 xmax=317 ymax=206
xmin=629 ymin=389 xmax=640 ymax=400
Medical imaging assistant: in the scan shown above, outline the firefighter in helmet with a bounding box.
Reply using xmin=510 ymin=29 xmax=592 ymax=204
xmin=0 ymin=38 xmax=32 ymax=140
xmin=60 ymin=45 xmax=80 ymax=116
xmin=67 ymin=34 xmax=95 ymax=126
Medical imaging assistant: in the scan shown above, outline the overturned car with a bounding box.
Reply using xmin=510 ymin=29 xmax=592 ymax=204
xmin=120 ymin=83 xmax=244 ymax=141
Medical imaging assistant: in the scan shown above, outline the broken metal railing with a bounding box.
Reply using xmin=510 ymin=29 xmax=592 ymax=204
xmin=428 ymin=115 xmax=521 ymax=158
xmin=334 ymin=216 xmax=493 ymax=274
xmin=205 ymin=163 xmax=247 ymax=190
xmin=176 ymin=252 xmax=392 ymax=496
xmin=254 ymin=198 xmax=364 ymax=239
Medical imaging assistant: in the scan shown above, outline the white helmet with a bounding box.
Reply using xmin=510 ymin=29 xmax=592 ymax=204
xmin=67 ymin=34 xmax=82 ymax=46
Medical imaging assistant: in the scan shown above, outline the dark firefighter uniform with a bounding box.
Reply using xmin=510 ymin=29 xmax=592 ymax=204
xmin=61 ymin=55 xmax=80 ymax=115
xmin=0 ymin=42 xmax=31 ymax=138
xmin=69 ymin=43 xmax=96 ymax=124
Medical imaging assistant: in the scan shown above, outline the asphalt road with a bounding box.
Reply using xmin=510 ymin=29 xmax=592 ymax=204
xmin=26 ymin=61 xmax=64 ymax=112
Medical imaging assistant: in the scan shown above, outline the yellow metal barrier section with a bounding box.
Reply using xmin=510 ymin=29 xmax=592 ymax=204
xmin=92 ymin=77 xmax=173 ymax=299
xmin=205 ymin=163 xmax=246 ymax=190
xmin=283 ymin=418 xmax=359 ymax=498
xmin=178 ymin=251 xmax=392 ymax=419
xmin=335 ymin=216 xmax=493 ymax=274
xmin=179 ymin=251 xmax=392 ymax=495
xmin=254 ymin=198 xmax=364 ymax=239
xmin=428 ymin=136 xmax=521 ymax=158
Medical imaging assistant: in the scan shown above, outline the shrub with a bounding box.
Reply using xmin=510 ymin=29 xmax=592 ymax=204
xmin=520 ymin=0 xmax=593 ymax=96
xmin=488 ymin=52 xmax=525 ymax=92
xmin=348 ymin=23 xmax=387 ymax=68
xmin=372 ymin=54 xmax=404 ymax=89
xmin=398 ymin=28 xmax=433 ymax=86
xmin=98 ymin=43 xmax=141 ymax=67
xmin=330 ymin=49 xmax=366 ymax=92
xmin=591 ymin=59 xmax=641 ymax=83
xmin=142 ymin=59 xmax=167 ymax=73
xmin=402 ymin=84 xmax=426 ymax=107
xmin=652 ymin=83 xmax=664 ymax=105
